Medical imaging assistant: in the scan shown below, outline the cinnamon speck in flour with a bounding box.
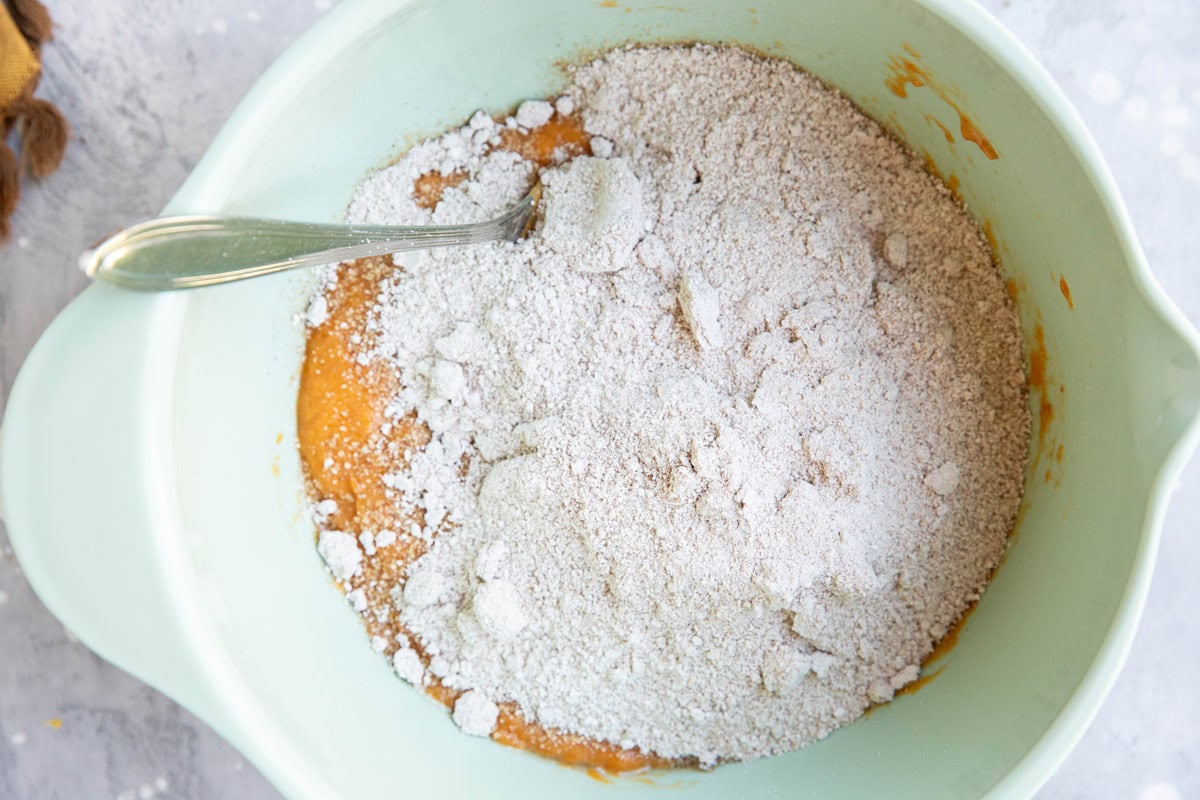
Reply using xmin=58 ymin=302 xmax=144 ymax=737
xmin=308 ymin=44 xmax=1028 ymax=765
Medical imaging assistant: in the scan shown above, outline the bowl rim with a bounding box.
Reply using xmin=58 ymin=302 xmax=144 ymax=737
xmin=910 ymin=6 xmax=1200 ymax=798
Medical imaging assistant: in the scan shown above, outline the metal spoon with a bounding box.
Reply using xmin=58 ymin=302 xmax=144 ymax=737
xmin=81 ymin=186 xmax=541 ymax=291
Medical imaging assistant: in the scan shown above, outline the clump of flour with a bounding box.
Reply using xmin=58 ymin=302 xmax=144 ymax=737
xmin=541 ymin=156 xmax=646 ymax=272
xmin=318 ymin=44 xmax=1028 ymax=764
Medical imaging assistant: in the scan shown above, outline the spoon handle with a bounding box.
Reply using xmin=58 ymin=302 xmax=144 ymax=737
xmin=81 ymin=194 xmax=535 ymax=291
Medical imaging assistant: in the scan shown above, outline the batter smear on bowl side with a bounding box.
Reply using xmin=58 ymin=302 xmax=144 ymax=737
xmin=297 ymin=44 xmax=1029 ymax=771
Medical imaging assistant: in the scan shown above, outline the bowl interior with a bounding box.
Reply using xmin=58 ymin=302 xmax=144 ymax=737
xmin=156 ymin=0 xmax=1196 ymax=797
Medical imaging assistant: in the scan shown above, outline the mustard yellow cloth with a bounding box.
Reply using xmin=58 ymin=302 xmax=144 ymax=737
xmin=0 ymin=4 xmax=39 ymax=110
xmin=1 ymin=0 xmax=67 ymax=239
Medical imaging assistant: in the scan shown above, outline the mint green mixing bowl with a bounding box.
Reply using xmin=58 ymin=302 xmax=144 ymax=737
xmin=3 ymin=1 xmax=1199 ymax=798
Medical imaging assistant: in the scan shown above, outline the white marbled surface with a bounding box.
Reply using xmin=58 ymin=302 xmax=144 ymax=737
xmin=0 ymin=1 xmax=1197 ymax=798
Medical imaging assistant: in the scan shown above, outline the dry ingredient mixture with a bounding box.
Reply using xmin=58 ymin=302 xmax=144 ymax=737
xmin=300 ymin=44 xmax=1029 ymax=769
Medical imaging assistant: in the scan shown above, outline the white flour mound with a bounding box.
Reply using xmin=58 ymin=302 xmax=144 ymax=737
xmin=327 ymin=44 xmax=1028 ymax=765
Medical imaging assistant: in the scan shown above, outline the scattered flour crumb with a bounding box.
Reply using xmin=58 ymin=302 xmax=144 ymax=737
xmin=345 ymin=589 xmax=368 ymax=613
xmin=452 ymin=689 xmax=499 ymax=737
xmin=589 ymin=136 xmax=613 ymax=158
xmin=305 ymin=294 xmax=329 ymax=328
xmin=515 ymin=99 xmax=554 ymax=130
xmin=312 ymin=498 xmax=337 ymax=522
xmin=317 ymin=531 xmax=362 ymax=580
xmin=393 ymin=647 xmax=426 ymax=685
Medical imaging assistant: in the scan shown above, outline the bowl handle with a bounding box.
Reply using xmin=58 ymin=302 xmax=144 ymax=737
xmin=0 ymin=284 xmax=238 ymax=737
xmin=1135 ymin=308 xmax=1200 ymax=471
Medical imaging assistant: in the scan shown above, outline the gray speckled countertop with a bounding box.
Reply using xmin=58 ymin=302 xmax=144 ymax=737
xmin=1 ymin=1 xmax=1196 ymax=798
